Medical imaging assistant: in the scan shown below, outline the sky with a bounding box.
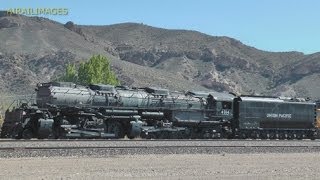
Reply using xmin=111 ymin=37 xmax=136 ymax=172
xmin=1 ymin=0 xmax=320 ymax=54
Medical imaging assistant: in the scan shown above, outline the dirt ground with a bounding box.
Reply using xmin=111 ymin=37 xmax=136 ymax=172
xmin=1 ymin=153 xmax=320 ymax=180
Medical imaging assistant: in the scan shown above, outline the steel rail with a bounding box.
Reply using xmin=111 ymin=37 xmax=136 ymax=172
xmin=1 ymin=145 xmax=320 ymax=151
xmin=0 ymin=139 xmax=318 ymax=142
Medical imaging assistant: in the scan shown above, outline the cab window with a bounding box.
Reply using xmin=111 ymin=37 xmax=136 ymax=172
xmin=216 ymin=102 xmax=222 ymax=111
xmin=222 ymin=102 xmax=232 ymax=109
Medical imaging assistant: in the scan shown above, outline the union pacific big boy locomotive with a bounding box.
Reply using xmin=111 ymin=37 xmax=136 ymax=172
xmin=1 ymin=82 xmax=318 ymax=139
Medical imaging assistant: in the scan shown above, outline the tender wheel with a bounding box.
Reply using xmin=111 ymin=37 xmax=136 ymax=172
xmin=292 ymin=133 xmax=297 ymax=139
xmin=251 ymin=131 xmax=260 ymax=139
xmin=309 ymin=132 xmax=316 ymax=140
xmin=255 ymin=132 xmax=260 ymax=139
xmin=296 ymin=133 xmax=302 ymax=140
xmin=22 ymin=129 xmax=33 ymax=139
xmin=266 ymin=132 xmax=271 ymax=139
xmin=279 ymin=132 xmax=286 ymax=140
xmin=269 ymin=132 xmax=275 ymax=139
xmin=106 ymin=121 xmax=125 ymax=138
xmin=240 ymin=133 xmax=247 ymax=139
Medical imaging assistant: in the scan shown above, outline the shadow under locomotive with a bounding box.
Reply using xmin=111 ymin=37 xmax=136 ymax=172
xmin=1 ymin=82 xmax=319 ymax=140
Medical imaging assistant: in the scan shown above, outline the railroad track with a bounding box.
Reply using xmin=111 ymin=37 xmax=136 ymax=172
xmin=0 ymin=138 xmax=320 ymax=143
xmin=1 ymin=139 xmax=320 ymax=149
xmin=1 ymin=140 xmax=320 ymax=158
xmin=1 ymin=144 xmax=320 ymax=151
xmin=1 ymin=139 xmax=320 ymax=157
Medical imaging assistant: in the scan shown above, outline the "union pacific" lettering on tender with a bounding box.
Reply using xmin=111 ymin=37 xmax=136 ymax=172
xmin=266 ymin=113 xmax=292 ymax=119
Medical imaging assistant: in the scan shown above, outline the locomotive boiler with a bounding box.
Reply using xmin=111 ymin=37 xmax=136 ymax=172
xmin=1 ymin=82 xmax=235 ymax=139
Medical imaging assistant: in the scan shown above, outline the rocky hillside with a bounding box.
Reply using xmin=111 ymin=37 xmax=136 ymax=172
xmin=0 ymin=12 xmax=319 ymax=99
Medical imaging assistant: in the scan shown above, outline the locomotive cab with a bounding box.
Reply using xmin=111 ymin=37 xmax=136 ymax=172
xmin=205 ymin=92 xmax=234 ymax=119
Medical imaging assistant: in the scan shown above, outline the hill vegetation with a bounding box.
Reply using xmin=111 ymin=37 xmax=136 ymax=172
xmin=0 ymin=12 xmax=319 ymax=99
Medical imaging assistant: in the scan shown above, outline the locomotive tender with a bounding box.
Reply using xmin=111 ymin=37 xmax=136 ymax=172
xmin=0 ymin=82 xmax=318 ymax=139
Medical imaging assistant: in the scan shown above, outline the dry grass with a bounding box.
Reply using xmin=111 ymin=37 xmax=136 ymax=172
xmin=0 ymin=116 xmax=3 ymax=127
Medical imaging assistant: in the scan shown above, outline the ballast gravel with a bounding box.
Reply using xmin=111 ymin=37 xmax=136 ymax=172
xmin=1 ymin=153 xmax=320 ymax=180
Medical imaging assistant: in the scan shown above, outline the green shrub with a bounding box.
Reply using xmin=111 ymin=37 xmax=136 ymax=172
xmin=58 ymin=55 xmax=120 ymax=85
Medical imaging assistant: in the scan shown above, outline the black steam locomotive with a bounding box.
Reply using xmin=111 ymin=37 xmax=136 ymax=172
xmin=1 ymin=82 xmax=318 ymax=139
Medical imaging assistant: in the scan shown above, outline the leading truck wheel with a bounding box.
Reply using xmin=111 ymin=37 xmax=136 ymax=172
xmin=106 ymin=121 xmax=125 ymax=138
xmin=10 ymin=124 xmax=23 ymax=139
xmin=22 ymin=129 xmax=33 ymax=139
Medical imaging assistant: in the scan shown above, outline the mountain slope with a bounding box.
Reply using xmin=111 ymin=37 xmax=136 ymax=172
xmin=79 ymin=23 xmax=319 ymax=97
xmin=0 ymin=13 xmax=207 ymax=95
xmin=0 ymin=12 xmax=319 ymax=99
